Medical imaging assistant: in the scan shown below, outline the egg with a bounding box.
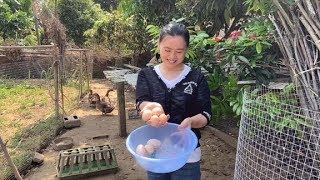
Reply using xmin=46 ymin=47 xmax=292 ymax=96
xmin=141 ymin=109 xmax=152 ymax=122
xmin=136 ymin=144 xmax=148 ymax=156
xmin=148 ymin=115 xmax=160 ymax=126
xmin=158 ymin=113 xmax=168 ymax=125
xmin=151 ymin=107 xmax=163 ymax=116
xmin=147 ymin=139 xmax=161 ymax=149
xmin=144 ymin=144 xmax=155 ymax=154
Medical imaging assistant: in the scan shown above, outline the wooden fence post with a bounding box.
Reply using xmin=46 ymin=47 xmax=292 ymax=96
xmin=116 ymin=81 xmax=127 ymax=137
xmin=79 ymin=51 xmax=83 ymax=99
xmin=54 ymin=60 xmax=60 ymax=120
xmin=0 ymin=137 xmax=22 ymax=180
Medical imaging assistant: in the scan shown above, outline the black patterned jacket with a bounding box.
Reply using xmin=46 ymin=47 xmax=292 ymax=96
xmin=136 ymin=66 xmax=212 ymax=146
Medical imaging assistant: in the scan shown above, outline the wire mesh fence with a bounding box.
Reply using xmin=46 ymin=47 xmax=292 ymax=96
xmin=235 ymin=85 xmax=320 ymax=179
xmin=0 ymin=46 xmax=92 ymax=179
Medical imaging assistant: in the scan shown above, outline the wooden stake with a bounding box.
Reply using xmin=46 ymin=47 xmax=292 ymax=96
xmin=0 ymin=136 xmax=22 ymax=180
xmin=116 ymin=81 xmax=127 ymax=137
xmin=54 ymin=59 xmax=60 ymax=119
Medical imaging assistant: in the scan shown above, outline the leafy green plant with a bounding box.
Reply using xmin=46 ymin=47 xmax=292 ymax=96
xmin=58 ymin=0 xmax=104 ymax=46
xmin=85 ymin=9 xmax=149 ymax=55
xmin=208 ymin=66 xmax=245 ymax=124
xmin=215 ymin=17 xmax=278 ymax=84
xmin=0 ymin=1 xmax=32 ymax=41
xmin=245 ymin=85 xmax=311 ymax=138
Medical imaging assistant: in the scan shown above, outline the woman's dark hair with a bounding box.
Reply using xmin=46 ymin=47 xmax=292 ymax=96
xmin=159 ymin=22 xmax=190 ymax=47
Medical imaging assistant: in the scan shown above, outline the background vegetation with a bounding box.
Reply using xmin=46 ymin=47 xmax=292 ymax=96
xmin=0 ymin=0 xmax=287 ymax=125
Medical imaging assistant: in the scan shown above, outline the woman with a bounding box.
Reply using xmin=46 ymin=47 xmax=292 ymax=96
xmin=136 ymin=22 xmax=212 ymax=180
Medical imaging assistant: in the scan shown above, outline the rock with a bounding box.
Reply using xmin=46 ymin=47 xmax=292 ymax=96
xmin=63 ymin=116 xmax=81 ymax=129
xmin=52 ymin=137 xmax=74 ymax=151
xmin=32 ymin=152 xmax=44 ymax=164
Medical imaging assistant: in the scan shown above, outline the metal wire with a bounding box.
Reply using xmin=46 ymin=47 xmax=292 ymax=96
xmin=235 ymin=85 xmax=320 ymax=180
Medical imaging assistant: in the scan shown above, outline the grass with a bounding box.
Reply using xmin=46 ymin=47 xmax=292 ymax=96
xmin=0 ymin=79 xmax=81 ymax=179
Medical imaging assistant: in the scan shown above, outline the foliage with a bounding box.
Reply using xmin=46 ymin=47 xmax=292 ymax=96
xmin=245 ymin=0 xmax=276 ymax=15
xmin=208 ymin=67 xmax=247 ymax=123
xmin=245 ymin=85 xmax=311 ymax=138
xmin=215 ymin=16 xmax=278 ymax=84
xmin=85 ymin=9 xmax=150 ymax=55
xmin=94 ymin=0 xmax=118 ymax=11
xmin=119 ymin=0 xmax=248 ymax=42
xmin=119 ymin=0 xmax=177 ymax=26
xmin=187 ymin=26 xmax=216 ymax=66
xmin=57 ymin=0 xmax=104 ymax=46
xmin=3 ymin=0 xmax=33 ymax=14
xmin=22 ymin=34 xmax=38 ymax=46
xmin=0 ymin=1 xmax=32 ymax=40
xmin=176 ymin=0 xmax=247 ymax=36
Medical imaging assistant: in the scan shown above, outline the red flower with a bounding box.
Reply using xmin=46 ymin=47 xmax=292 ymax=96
xmin=229 ymin=30 xmax=242 ymax=40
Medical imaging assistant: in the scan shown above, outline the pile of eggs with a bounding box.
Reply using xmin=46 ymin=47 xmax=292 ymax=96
xmin=142 ymin=107 xmax=168 ymax=126
xmin=136 ymin=139 xmax=161 ymax=157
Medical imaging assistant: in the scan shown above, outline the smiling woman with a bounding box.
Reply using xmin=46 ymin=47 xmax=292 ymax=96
xmin=135 ymin=22 xmax=212 ymax=180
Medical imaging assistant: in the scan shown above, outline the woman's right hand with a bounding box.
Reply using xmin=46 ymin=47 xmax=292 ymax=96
xmin=140 ymin=102 xmax=169 ymax=127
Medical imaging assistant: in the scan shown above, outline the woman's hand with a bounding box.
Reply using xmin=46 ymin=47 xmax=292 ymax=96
xmin=178 ymin=114 xmax=208 ymax=130
xmin=139 ymin=102 xmax=169 ymax=127
xmin=178 ymin=117 xmax=192 ymax=130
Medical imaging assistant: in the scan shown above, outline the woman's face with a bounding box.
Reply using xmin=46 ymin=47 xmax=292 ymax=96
xmin=158 ymin=35 xmax=188 ymax=68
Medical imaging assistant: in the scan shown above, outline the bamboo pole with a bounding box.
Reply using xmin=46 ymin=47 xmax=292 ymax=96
xmin=272 ymin=0 xmax=294 ymax=30
xmin=0 ymin=137 xmax=22 ymax=180
xmin=299 ymin=16 xmax=320 ymax=51
xmin=297 ymin=2 xmax=320 ymax=36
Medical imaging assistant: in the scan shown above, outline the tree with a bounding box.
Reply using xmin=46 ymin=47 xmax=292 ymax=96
xmin=57 ymin=0 xmax=104 ymax=46
xmin=246 ymin=0 xmax=320 ymax=112
xmin=176 ymin=0 xmax=247 ymax=36
xmin=0 ymin=2 xmax=32 ymax=41
xmin=118 ymin=0 xmax=177 ymax=26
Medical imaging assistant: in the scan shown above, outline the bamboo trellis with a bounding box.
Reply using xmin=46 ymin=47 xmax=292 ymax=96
xmin=269 ymin=0 xmax=320 ymax=112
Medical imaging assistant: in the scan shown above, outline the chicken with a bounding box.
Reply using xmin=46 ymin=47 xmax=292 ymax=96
xmin=96 ymin=89 xmax=115 ymax=115
xmin=88 ymin=89 xmax=100 ymax=108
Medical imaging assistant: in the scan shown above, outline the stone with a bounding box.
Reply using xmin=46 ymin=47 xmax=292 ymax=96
xmin=32 ymin=152 xmax=44 ymax=164
xmin=63 ymin=116 xmax=81 ymax=129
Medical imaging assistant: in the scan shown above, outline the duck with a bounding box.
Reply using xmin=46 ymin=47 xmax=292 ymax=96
xmin=96 ymin=89 xmax=115 ymax=115
xmin=88 ymin=89 xmax=100 ymax=108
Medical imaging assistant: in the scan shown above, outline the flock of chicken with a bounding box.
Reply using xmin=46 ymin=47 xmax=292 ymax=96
xmin=88 ymin=89 xmax=115 ymax=115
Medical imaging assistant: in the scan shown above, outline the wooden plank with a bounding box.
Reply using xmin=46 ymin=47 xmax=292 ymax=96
xmin=123 ymin=64 xmax=141 ymax=71
xmin=67 ymin=49 xmax=89 ymax=51
xmin=0 ymin=45 xmax=56 ymax=49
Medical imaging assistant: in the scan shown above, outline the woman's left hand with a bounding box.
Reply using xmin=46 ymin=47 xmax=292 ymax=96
xmin=178 ymin=117 xmax=192 ymax=130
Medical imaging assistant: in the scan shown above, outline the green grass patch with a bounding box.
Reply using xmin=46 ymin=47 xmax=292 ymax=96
xmin=2 ymin=115 xmax=63 ymax=179
xmin=0 ymin=79 xmax=80 ymax=179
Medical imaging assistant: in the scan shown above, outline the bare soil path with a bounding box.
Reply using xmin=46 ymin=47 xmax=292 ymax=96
xmin=24 ymin=79 xmax=236 ymax=180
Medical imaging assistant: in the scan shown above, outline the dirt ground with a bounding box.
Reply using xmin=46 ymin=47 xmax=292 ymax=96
xmin=24 ymin=79 xmax=236 ymax=180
